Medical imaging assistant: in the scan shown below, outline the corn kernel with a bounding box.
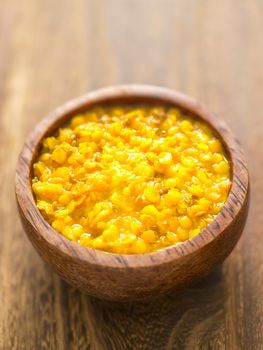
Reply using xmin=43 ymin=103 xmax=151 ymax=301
xmin=188 ymin=185 xmax=203 ymax=197
xmin=141 ymin=230 xmax=156 ymax=243
xmin=51 ymin=148 xmax=67 ymax=164
xmin=158 ymin=152 xmax=173 ymax=165
xmin=188 ymin=204 xmax=207 ymax=217
xmin=37 ymin=200 xmax=54 ymax=215
xmin=144 ymin=186 xmax=160 ymax=203
xmin=177 ymin=227 xmax=189 ymax=241
xmin=209 ymin=139 xmax=221 ymax=153
xmin=92 ymin=237 xmax=106 ymax=249
xmin=213 ymin=153 xmax=223 ymax=163
xmin=139 ymin=214 xmax=156 ymax=226
xmin=164 ymin=178 xmax=178 ymax=188
xmin=180 ymin=120 xmax=193 ymax=132
xmin=198 ymin=198 xmax=211 ymax=210
xmin=52 ymin=218 xmax=66 ymax=232
xmin=199 ymin=153 xmax=212 ymax=162
xmin=132 ymin=240 xmax=147 ymax=254
xmin=206 ymin=191 xmax=221 ymax=202
xmin=79 ymin=233 xmax=92 ymax=246
xmin=142 ymin=204 xmax=159 ymax=217
xmin=166 ymin=232 xmax=180 ymax=243
xmin=197 ymin=143 xmax=209 ymax=152
xmin=43 ymin=137 xmax=58 ymax=150
xmin=165 ymin=190 xmax=182 ymax=207
xmin=179 ymin=216 xmax=192 ymax=229
xmin=213 ymin=161 xmax=230 ymax=174
xmin=134 ymin=163 xmax=154 ymax=178
xmin=168 ymin=217 xmax=179 ymax=231
xmin=102 ymin=225 xmax=119 ymax=242
xmin=189 ymin=228 xmax=200 ymax=239
xmin=71 ymin=224 xmax=84 ymax=238
xmin=181 ymin=156 xmax=196 ymax=167
xmin=71 ymin=115 xmax=86 ymax=128
xmin=58 ymin=193 xmax=71 ymax=205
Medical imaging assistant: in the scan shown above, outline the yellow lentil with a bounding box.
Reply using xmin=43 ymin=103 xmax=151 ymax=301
xmin=32 ymin=105 xmax=231 ymax=254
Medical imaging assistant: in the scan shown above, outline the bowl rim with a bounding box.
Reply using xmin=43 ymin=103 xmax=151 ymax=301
xmin=15 ymin=84 xmax=249 ymax=269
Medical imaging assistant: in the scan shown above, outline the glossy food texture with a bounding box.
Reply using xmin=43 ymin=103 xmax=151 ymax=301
xmin=32 ymin=105 xmax=231 ymax=254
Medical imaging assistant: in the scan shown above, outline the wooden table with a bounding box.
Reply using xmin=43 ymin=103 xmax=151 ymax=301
xmin=0 ymin=1 xmax=262 ymax=349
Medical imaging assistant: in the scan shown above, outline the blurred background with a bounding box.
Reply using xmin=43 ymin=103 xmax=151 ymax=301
xmin=0 ymin=1 xmax=262 ymax=349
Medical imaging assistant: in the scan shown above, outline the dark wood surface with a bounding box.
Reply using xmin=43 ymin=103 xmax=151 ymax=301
xmin=0 ymin=0 xmax=262 ymax=349
xmin=15 ymin=85 xmax=249 ymax=302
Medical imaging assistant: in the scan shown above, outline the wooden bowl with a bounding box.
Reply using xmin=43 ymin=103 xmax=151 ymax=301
xmin=15 ymin=85 xmax=249 ymax=301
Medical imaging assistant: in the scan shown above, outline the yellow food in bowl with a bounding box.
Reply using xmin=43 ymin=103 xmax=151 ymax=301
xmin=32 ymin=105 xmax=231 ymax=254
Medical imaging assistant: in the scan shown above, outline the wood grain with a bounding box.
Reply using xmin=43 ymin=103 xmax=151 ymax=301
xmin=0 ymin=0 xmax=262 ymax=348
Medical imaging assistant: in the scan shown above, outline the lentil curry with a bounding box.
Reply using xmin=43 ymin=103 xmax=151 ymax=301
xmin=32 ymin=105 xmax=231 ymax=254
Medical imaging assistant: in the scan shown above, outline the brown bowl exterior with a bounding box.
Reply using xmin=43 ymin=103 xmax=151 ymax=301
xmin=15 ymin=85 xmax=249 ymax=301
